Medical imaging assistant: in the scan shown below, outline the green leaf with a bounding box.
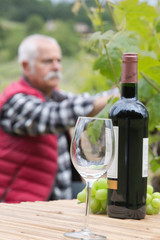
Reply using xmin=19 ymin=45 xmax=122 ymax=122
xmin=86 ymin=118 xmax=104 ymax=144
xmin=156 ymin=124 xmax=160 ymax=130
xmin=147 ymin=94 xmax=160 ymax=131
xmin=89 ymin=31 xmax=102 ymax=46
xmin=114 ymin=0 xmax=158 ymax=39
xmin=92 ymin=11 xmax=101 ymax=27
xmin=143 ymin=66 xmax=160 ymax=86
xmin=138 ymin=56 xmax=160 ymax=71
xmin=149 ymin=133 xmax=160 ymax=146
xmin=138 ymin=78 xmax=155 ymax=102
xmin=93 ymin=47 xmax=121 ymax=81
xmin=156 ymin=20 xmax=160 ymax=33
xmin=79 ymin=72 xmax=112 ymax=94
xmin=86 ymin=97 xmax=119 ymax=144
xmin=88 ymin=30 xmax=115 ymax=50
xmin=138 ymin=55 xmax=160 ymax=86
xmin=109 ymin=31 xmax=140 ymax=53
xmin=96 ymin=97 xmax=118 ymax=119
xmin=150 ymin=156 xmax=160 ymax=173
xmin=113 ymin=0 xmax=139 ymax=25
xmin=101 ymin=30 xmax=115 ymax=41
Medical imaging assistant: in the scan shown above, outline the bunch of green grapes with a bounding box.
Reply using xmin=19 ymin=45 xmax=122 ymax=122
xmin=146 ymin=185 xmax=160 ymax=215
xmin=77 ymin=178 xmax=107 ymax=214
xmin=77 ymin=179 xmax=160 ymax=215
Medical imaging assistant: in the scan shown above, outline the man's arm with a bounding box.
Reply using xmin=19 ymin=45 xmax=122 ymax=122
xmin=88 ymin=94 xmax=111 ymax=117
xmin=0 ymin=89 xmax=119 ymax=136
xmin=58 ymin=87 xmax=120 ymax=117
xmin=89 ymin=90 xmax=120 ymax=117
xmin=0 ymin=93 xmax=94 ymax=136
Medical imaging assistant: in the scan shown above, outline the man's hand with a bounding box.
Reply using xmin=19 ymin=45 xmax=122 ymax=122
xmin=88 ymin=92 xmax=120 ymax=117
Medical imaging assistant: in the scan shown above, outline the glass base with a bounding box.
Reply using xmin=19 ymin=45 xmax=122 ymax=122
xmin=64 ymin=229 xmax=106 ymax=240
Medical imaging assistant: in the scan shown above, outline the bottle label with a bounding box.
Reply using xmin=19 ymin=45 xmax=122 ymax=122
xmin=107 ymin=126 xmax=119 ymax=179
xmin=104 ymin=127 xmax=112 ymax=166
xmin=142 ymin=138 xmax=149 ymax=177
xmin=107 ymin=179 xmax=118 ymax=190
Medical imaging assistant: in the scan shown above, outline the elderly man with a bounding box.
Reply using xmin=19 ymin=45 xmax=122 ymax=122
xmin=0 ymin=34 xmax=118 ymax=203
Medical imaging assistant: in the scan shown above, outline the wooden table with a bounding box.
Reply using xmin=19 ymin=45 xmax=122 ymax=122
xmin=0 ymin=199 xmax=159 ymax=240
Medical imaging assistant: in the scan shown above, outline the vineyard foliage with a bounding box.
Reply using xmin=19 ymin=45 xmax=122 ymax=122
xmin=73 ymin=0 xmax=160 ymax=173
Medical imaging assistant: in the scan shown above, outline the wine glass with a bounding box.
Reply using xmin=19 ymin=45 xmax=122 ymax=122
xmin=64 ymin=116 xmax=115 ymax=240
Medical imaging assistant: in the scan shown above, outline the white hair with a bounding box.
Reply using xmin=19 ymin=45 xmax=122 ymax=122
xmin=18 ymin=34 xmax=59 ymax=72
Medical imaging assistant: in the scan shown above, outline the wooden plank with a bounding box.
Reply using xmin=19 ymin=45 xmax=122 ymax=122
xmin=0 ymin=200 xmax=159 ymax=240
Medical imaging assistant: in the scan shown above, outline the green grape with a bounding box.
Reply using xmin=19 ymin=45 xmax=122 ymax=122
xmin=101 ymin=200 xmax=107 ymax=211
xmin=77 ymin=182 xmax=160 ymax=216
xmin=90 ymin=181 xmax=99 ymax=197
xmin=146 ymin=193 xmax=152 ymax=205
xmin=146 ymin=185 xmax=160 ymax=215
xmin=152 ymin=207 xmax=160 ymax=215
xmin=91 ymin=186 xmax=96 ymax=197
xmin=95 ymin=189 xmax=107 ymax=201
xmin=90 ymin=197 xmax=101 ymax=214
xmin=147 ymin=185 xmax=153 ymax=195
xmin=100 ymin=209 xmax=107 ymax=214
xmin=77 ymin=189 xmax=86 ymax=203
xmin=97 ymin=178 xmax=107 ymax=189
xmin=152 ymin=192 xmax=160 ymax=200
xmin=151 ymin=198 xmax=160 ymax=209
xmin=146 ymin=204 xmax=153 ymax=215
xmin=92 ymin=181 xmax=99 ymax=190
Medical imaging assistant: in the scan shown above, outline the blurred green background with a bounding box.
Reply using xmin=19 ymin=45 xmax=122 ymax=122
xmin=0 ymin=0 xmax=113 ymax=93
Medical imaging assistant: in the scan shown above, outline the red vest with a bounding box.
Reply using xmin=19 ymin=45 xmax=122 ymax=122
xmin=0 ymin=77 xmax=57 ymax=203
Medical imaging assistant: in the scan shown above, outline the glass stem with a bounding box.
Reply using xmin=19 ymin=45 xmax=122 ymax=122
xmin=83 ymin=180 xmax=93 ymax=232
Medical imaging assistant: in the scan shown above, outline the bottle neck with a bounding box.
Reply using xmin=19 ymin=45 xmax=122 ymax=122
xmin=121 ymin=83 xmax=138 ymax=99
xmin=121 ymin=54 xmax=138 ymax=99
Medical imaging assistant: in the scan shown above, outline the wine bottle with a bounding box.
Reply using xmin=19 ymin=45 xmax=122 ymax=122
xmin=107 ymin=53 xmax=149 ymax=219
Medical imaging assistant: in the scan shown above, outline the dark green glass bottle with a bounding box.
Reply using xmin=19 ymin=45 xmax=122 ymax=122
xmin=107 ymin=53 xmax=149 ymax=219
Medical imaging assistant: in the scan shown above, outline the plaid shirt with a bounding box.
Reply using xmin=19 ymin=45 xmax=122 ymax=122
xmin=0 ymin=87 xmax=119 ymax=200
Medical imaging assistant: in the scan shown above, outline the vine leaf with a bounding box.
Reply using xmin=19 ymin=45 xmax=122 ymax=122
xmin=86 ymin=97 xmax=118 ymax=144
